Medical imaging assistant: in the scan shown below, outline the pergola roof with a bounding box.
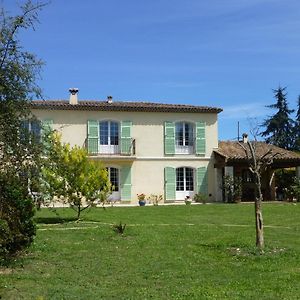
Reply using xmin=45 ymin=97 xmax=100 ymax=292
xmin=214 ymin=141 xmax=300 ymax=168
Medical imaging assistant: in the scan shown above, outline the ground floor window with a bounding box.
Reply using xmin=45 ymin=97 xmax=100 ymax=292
xmin=107 ymin=167 xmax=119 ymax=192
xmin=176 ymin=167 xmax=194 ymax=191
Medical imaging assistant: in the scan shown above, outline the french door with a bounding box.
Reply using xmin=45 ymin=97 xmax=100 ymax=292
xmin=176 ymin=167 xmax=195 ymax=200
xmin=99 ymin=121 xmax=119 ymax=154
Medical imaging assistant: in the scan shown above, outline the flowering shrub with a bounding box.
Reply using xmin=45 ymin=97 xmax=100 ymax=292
xmin=137 ymin=193 xmax=146 ymax=201
xmin=147 ymin=194 xmax=163 ymax=206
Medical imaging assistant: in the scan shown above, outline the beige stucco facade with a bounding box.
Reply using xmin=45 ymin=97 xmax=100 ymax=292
xmin=32 ymin=105 xmax=220 ymax=204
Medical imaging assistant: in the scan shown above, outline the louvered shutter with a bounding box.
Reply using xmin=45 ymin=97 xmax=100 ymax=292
xmin=121 ymin=166 xmax=131 ymax=201
xmin=41 ymin=119 xmax=53 ymax=153
xmin=121 ymin=121 xmax=132 ymax=155
xmin=196 ymin=121 xmax=206 ymax=155
xmin=87 ymin=120 xmax=99 ymax=154
xmin=197 ymin=167 xmax=208 ymax=195
xmin=164 ymin=121 xmax=175 ymax=155
xmin=164 ymin=167 xmax=176 ymax=200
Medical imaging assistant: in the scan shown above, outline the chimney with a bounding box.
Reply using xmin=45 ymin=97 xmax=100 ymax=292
xmin=107 ymin=95 xmax=113 ymax=103
xmin=242 ymin=133 xmax=248 ymax=143
xmin=69 ymin=88 xmax=79 ymax=105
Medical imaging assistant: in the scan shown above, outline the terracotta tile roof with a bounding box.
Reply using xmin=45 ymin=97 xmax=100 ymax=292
xmin=31 ymin=100 xmax=222 ymax=114
xmin=215 ymin=141 xmax=300 ymax=162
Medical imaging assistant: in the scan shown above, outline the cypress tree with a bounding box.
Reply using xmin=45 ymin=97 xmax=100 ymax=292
xmin=261 ymin=87 xmax=295 ymax=150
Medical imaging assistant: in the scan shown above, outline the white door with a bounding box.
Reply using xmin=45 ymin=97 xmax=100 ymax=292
xmin=176 ymin=167 xmax=195 ymax=200
xmin=99 ymin=121 xmax=120 ymax=154
xmin=107 ymin=167 xmax=120 ymax=201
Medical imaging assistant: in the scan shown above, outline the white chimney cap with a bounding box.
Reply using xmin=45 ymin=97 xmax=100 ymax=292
xmin=69 ymin=88 xmax=79 ymax=105
xmin=107 ymin=95 xmax=113 ymax=103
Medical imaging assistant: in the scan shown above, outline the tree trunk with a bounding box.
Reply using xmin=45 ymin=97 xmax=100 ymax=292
xmin=77 ymin=204 xmax=81 ymax=220
xmin=255 ymin=172 xmax=264 ymax=250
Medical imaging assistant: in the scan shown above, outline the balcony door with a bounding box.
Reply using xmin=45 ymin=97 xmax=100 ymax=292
xmin=176 ymin=167 xmax=195 ymax=200
xmin=99 ymin=121 xmax=119 ymax=154
xmin=175 ymin=122 xmax=194 ymax=154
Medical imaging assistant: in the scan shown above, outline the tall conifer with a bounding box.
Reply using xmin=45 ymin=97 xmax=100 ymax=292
xmin=261 ymin=87 xmax=294 ymax=149
xmin=293 ymin=96 xmax=300 ymax=151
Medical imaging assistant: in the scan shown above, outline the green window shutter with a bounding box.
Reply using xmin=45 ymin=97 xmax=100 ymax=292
xmin=164 ymin=167 xmax=176 ymax=200
xmin=121 ymin=166 xmax=131 ymax=201
xmin=197 ymin=167 xmax=208 ymax=195
xmin=41 ymin=119 xmax=53 ymax=140
xmin=41 ymin=119 xmax=53 ymax=152
xmin=196 ymin=121 xmax=206 ymax=155
xmin=164 ymin=121 xmax=175 ymax=155
xmin=42 ymin=119 xmax=53 ymax=133
xmin=87 ymin=120 xmax=99 ymax=154
xmin=121 ymin=121 xmax=132 ymax=155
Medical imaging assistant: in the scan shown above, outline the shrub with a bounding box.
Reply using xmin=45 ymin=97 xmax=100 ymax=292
xmin=147 ymin=194 xmax=163 ymax=206
xmin=113 ymin=222 xmax=126 ymax=235
xmin=0 ymin=174 xmax=36 ymax=260
xmin=193 ymin=193 xmax=208 ymax=204
xmin=289 ymin=177 xmax=300 ymax=202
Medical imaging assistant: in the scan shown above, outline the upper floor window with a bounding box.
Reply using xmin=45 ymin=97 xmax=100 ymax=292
xmin=21 ymin=120 xmax=41 ymax=143
xmin=175 ymin=122 xmax=194 ymax=154
xmin=99 ymin=121 xmax=119 ymax=153
xmin=87 ymin=120 xmax=133 ymax=155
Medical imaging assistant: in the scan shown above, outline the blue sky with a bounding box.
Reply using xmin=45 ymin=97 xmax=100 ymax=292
xmin=5 ymin=0 xmax=300 ymax=140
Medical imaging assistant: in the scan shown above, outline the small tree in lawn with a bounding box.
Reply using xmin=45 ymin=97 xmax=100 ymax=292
xmin=239 ymin=133 xmax=280 ymax=251
xmin=42 ymin=132 xmax=111 ymax=220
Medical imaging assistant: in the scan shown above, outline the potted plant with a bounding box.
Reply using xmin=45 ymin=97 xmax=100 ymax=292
xmin=233 ymin=176 xmax=242 ymax=203
xmin=185 ymin=196 xmax=192 ymax=205
xmin=137 ymin=193 xmax=146 ymax=206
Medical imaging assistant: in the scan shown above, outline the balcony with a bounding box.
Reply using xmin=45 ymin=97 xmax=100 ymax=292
xmin=85 ymin=138 xmax=136 ymax=159
xmin=175 ymin=138 xmax=195 ymax=154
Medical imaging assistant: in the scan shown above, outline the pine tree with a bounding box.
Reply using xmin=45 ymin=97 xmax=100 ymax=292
xmin=293 ymin=96 xmax=300 ymax=151
xmin=261 ymin=87 xmax=295 ymax=150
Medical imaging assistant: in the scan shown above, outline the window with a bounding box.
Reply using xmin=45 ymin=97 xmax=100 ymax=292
xmin=99 ymin=121 xmax=119 ymax=154
xmin=242 ymin=170 xmax=254 ymax=183
xmin=107 ymin=167 xmax=119 ymax=192
xmin=100 ymin=121 xmax=119 ymax=146
xmin=21 ymin=120 xmax=41 ymax=143
xmin=175 ymin=122 xmax=194 ymax=154
xmin=176 ymin=167 xmax=194 ymax=191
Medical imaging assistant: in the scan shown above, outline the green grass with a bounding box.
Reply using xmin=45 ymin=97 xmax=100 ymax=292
xmin=1 ymin=203 xmax=300 ymax=299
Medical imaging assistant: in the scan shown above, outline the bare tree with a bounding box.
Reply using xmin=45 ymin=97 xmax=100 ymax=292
xmin=239 ymin=132 xmax=280 ymax=251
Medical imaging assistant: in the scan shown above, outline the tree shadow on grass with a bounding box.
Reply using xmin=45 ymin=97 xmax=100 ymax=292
xmin=34 ymin=216 xmax=78 ymax=224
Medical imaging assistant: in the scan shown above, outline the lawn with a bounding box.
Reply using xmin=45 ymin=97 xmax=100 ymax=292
xmin=1 ymin=203 xmax=300 ymax=299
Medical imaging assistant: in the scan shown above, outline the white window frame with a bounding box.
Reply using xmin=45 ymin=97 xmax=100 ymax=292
xmin=176 ymin=167 xmax=195 ymax=200
xmin=107 ymin=166 xmax=121 ymax=201
xmin=99 ymin=120 xmax=120 ymax=154
xmin=175 ymin=121 xmax=194 ymax=154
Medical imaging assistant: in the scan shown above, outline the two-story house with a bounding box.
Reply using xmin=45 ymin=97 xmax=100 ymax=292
xmin=31 ymin=89 xmax=223 ymax=204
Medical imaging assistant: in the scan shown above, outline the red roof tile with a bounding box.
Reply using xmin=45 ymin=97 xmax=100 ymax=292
xmin=215 ymin=141 xmax=300 ymax=162
xmin=31 ymin=100 xmax=222 ymax=114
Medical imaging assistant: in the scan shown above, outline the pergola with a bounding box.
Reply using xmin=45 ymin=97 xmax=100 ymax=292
xmin=213 ymin=141 xmax=300 ymax=201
